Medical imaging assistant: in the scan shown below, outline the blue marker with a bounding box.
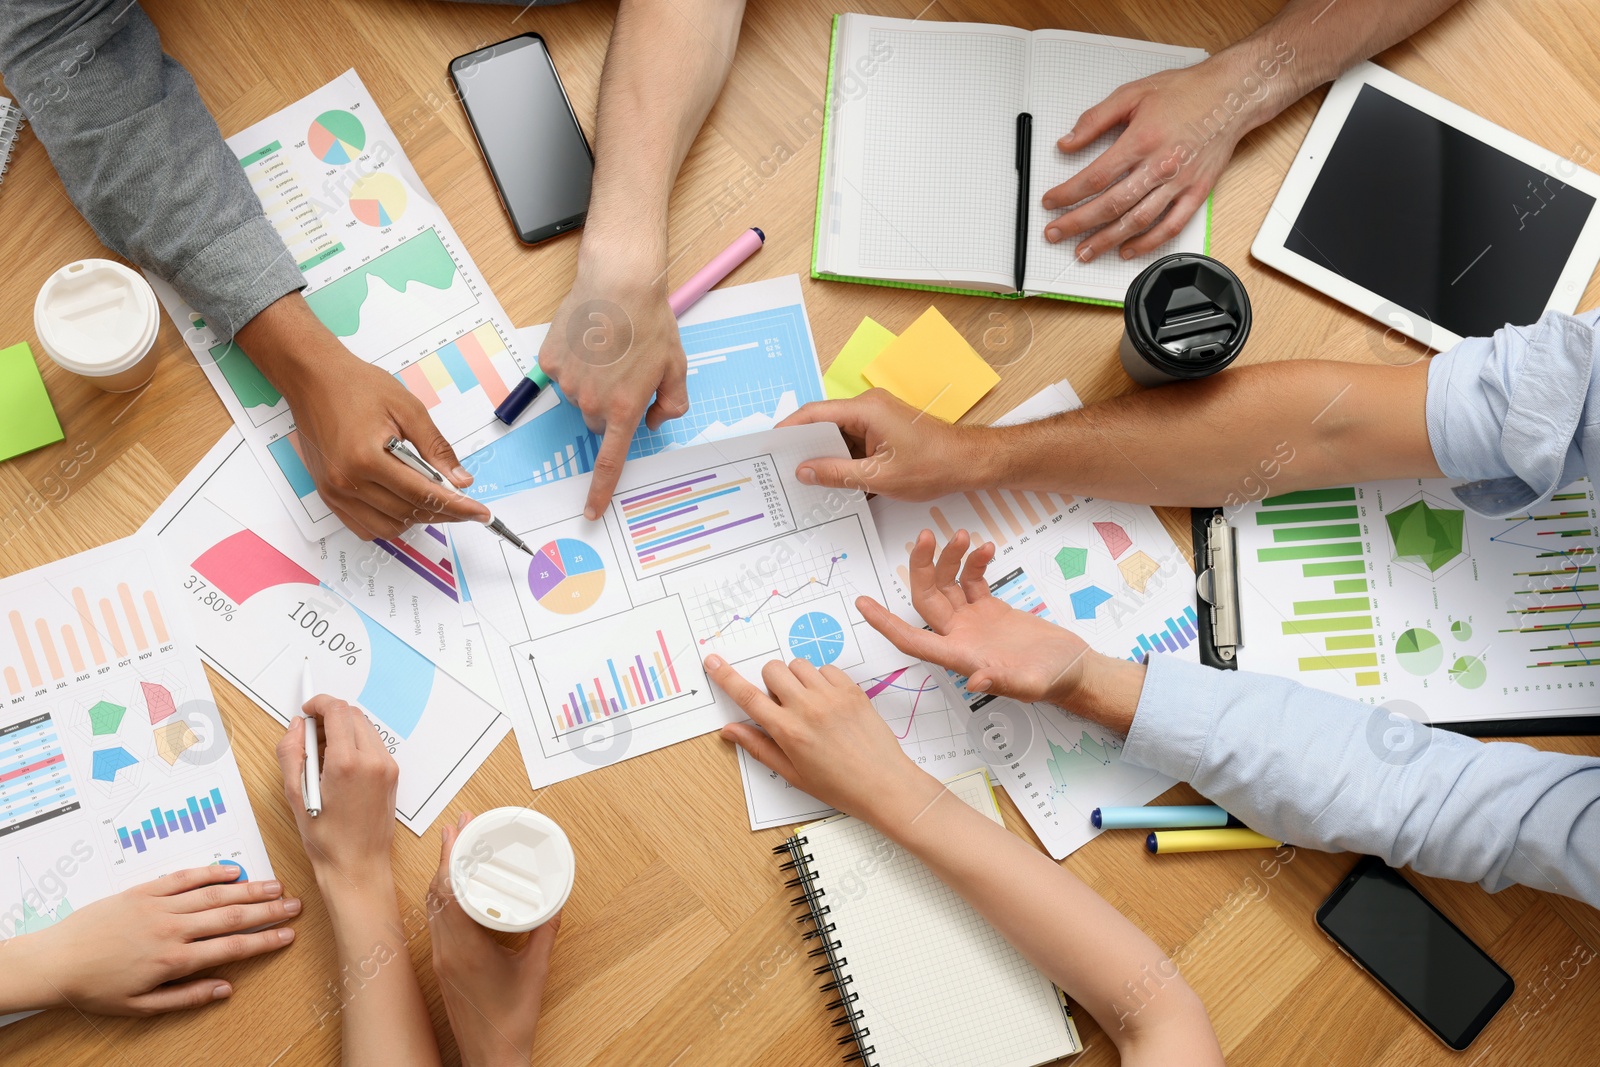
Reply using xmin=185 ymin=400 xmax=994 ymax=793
xmin=1092 ymin=805 xmax=1241 ymax=831
xmin=493 ymin=363 xmax=553 ymax=426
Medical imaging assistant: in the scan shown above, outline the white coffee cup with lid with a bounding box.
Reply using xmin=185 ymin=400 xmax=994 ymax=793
xmin=34 ymin=258 xmax=161 ymax=393
xmin=448 ymin=807 xmax=575 ymax=932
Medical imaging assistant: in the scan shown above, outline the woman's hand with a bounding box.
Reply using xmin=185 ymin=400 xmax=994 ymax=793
xmin=858 ymin=529 xmax=1096 ymax=706
xmin=274 ymin=695 xmax=398 ymax=888
xmin=0 ymin=865 xmax=296 ymax=1016
xmin=427 ymin=812 xmax=560 ymax=1067
xmin=706 ymin=654 xmax=939 ymax=829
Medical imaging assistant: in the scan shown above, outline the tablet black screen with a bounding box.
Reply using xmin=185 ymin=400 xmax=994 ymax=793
xmin=1284 ymin=84 xmax=1594 ymax=340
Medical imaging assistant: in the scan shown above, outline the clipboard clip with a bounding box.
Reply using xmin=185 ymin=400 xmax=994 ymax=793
xmin=1196 ymin=513 xmax=1240 ymax=663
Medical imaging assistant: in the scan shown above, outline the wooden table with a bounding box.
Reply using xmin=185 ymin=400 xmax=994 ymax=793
xmin=3 ymin=1 xmax=1598 ymax=1063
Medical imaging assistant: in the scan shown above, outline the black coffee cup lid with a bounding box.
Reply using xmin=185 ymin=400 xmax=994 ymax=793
xmin=1124 ymin=254 xmax=1252 ymax=379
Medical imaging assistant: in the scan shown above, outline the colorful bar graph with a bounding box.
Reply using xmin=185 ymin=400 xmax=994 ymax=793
xmin=373 ymin=525 xmax=459 ymax=601
xmin=117 ymin=787 xmax=227 ymax=854
xmin=396 ymin=322 xmax=514 ymax=410
xmin=620 ymin=462 xmax=779 ymax=573
xmin=557 ymin=630 xmax=685 ymax=730
xmin=1127 ymin=605 xmax=1200 ymax=661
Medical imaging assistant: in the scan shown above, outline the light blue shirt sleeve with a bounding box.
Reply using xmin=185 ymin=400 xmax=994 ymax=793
xmin=1426 ymin=309 xmax=1600 ymax=517
xmin=1122 ymin=656 xmax=1600 ymax=906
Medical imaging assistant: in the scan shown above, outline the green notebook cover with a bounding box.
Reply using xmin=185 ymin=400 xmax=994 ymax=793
xmin=809 ymin=15 xmax=1213 ymax=309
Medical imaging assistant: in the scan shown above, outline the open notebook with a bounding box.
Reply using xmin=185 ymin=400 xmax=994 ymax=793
xmin=776 ymin=769 xmax=1082 ymax=1066
xmin=814 ymin=14 xmax=1210 ymax=305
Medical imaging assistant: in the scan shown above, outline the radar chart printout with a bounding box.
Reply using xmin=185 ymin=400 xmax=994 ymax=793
xmin=143 ymin=453 xmax=508 ymax=834
xmin=0 ymin=538 xmax=274 ymax=1025
xmin=147 ymin=69 xmax=532 ymax=540
xmin=455 ymin=425 xmax=919 ymax=789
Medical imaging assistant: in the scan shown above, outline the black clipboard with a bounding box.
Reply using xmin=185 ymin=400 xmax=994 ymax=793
xmin=1189 ymin=507 xmax=1600 ymax=738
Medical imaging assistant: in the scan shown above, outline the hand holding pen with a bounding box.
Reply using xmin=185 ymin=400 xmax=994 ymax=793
xmin=385 ymin=437 xmax=535 ymax=556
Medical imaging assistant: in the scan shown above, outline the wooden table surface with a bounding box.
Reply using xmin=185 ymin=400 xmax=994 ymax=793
xmin=3 ymin=0 xmax=1599 ymax=1063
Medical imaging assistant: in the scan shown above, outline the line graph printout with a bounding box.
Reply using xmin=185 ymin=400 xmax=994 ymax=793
xmin=862 ymin=380 xmax=1183 ymax=857
xmin=1236 ymin=477 xmax=1600 ymax=724
xmin=456 ymin=425 xmax=919 ymax=789
xmin=465 ymin=276 xmax=826 ymax=504
xmin=143 ymin=440 xmax=507 ymax=834
xmin=147 ymin=70 xmax=530 ymax=539
xmin=0 ymin=538 xmax=273 ymax=1028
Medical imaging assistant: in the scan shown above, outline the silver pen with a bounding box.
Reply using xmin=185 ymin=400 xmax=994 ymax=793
xmin=384 ymin=436 xmax=535 ymax=556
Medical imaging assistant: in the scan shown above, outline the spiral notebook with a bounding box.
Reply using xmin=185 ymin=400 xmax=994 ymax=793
xmin=776 ymin=769 xmax=1082 ymax=1067
xmin=0 ymin=98 xmax=22 ymax=188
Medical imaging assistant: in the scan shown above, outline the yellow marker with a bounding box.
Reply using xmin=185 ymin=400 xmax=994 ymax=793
xmin=861 ymin=306 xmax=999 ymax=421
xmin=1146 ymin=828 xmax=1282 ymax=854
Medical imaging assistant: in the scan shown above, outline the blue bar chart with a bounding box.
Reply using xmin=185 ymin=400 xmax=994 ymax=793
xmin=1127 ymin=605 xmax=1200 ymax=661
xmin=116 ymin=787 xmax=228 ymax=854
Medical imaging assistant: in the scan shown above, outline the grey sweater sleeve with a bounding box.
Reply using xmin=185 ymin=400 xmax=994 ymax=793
xmin=0 ymin=1 xmax=302 ymax=334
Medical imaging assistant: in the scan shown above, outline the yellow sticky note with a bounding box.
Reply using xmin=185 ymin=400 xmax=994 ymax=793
xmin=861 ymin=307 xmax=999 ymax=421
xmin=824 ymin=317 xmax=896 ymax=399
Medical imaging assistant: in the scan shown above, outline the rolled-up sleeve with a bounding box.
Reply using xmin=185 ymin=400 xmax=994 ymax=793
xmin=1426 ymin=309 xmax=1600 ymax=517
xmin=0 ymin=0 xmax=302 ymax=335
xmin=1123 ymin=655 xmax=1600 ymax=906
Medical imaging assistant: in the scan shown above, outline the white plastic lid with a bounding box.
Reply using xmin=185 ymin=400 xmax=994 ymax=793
xmin=449 ymin=806 xmax=575 ymax=932
xmin=33 ymin=259 xmax=159 ymax=376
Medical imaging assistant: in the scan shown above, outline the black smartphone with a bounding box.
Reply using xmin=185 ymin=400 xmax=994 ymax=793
xmin=1317 ymin=856 xmax=1514 ymax=1050
xmin=449 ymin=34 xmax=593 ymax=244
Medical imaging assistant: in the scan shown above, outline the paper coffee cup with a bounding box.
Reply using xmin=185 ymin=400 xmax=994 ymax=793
xmin=1119 ymin=253 xmax=1251 ymax=387
xmin=448 ymin=806 xmax=574 ymax=932
xmin=34 ymin=258 xmax=161 ymax=393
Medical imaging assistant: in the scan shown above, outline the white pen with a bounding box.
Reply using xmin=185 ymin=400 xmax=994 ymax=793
xmin=301 ymin=657 xmax=323 ymax=817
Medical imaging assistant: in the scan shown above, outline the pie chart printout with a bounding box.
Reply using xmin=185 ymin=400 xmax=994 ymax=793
xmin=308 ymin=109 xmax=366 ymax=164
xmin=788 ymin=611 xmax=846 ymax=668
xmin=528 ymin=539 xmax=606 ymax=615
xmin=348 ymin=172 xmax=407 ymax=227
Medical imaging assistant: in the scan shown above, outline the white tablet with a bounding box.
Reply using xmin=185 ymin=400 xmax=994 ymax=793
xmin=1253 ymin=62 xmax=1600 ymax=350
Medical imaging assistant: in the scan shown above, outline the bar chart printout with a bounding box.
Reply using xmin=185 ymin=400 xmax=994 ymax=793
xmin=615 ymin=455 xmax=795 ymax=578
xmin=556 ymin=630 xmax=684 ymax=732
xmin=117 ymin=787 xmax=228 ymax=854
xmin=4 ymin=578 xmax=171 ymax=697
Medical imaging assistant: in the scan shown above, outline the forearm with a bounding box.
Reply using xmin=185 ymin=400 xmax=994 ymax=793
xmin=1112 ymin=656 xmax=1600 ymax=905
xmin=879 ymin=780 xmax=1220 ymax=1063
xmin=321 ymin=874 xmax=441 ymax=1067
xmin=1218 ymin=0 xmax=1460 ymax=130
xmin=0 ymin=933 xmax=61 ymax=1012
xmin=0 ymin=0 xmax=302 ymax=333
xmin=580 ymin=0 xmax=744 ymax=275
xmin=975 ymin=359 xmax=1438 ymax=506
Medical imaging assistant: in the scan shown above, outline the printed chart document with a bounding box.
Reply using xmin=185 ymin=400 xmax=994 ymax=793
xmin=0 ymin=537 xmax=274 ymax=1024
xmin=143 ymin=458 xmax=507 ymax=834
xmin=148 ymin=70 xmax=532 ymax=539
xmin=1236 ymin=477 xmax=1600 ymax=723
xmin=456 ymin=425 xmax=916 ymax=788
xmin=852 ymin=381 xmax=1188 ymax=857
xmin=477 ymin=275 xmax=827 ymax=504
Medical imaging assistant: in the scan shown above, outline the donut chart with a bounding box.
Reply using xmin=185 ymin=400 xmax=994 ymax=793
xmin=349 ymin=172 xmax=407 ymax=227
xmin=528 ymin=539 xmax=606 ymax=615
xmin=788 ymin=611 xmax=845 ymax=667
xmin=308 ymin=110 xmax=366 ymax=164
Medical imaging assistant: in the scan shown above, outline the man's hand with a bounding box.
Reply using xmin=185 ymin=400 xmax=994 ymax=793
xmin=539 ymin=264 xmax=689 ymax=520
xmin=779 ymin=390 xmax=984 ymax=500
xmin=1043 ymin=54 xmax=1262 ymax=263
xmin=1 ymin=865 xmax=297 ymax=1016
xmin=706 ymin=654 xmax=939 ymax=828
xmin=427 ymin=812 xmax=560 ymax=1067
xmin=859 ymin=529 xmax=1095 ymax=706
xmin=236 ymin=294 xmax=491 ymax=540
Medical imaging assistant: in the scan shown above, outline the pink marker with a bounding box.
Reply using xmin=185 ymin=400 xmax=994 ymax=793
xmin=668 ymin=227 xmax=765 ymax=316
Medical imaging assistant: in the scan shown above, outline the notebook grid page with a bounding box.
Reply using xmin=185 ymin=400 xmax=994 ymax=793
xmin=858 ymin=28 xmax=1026 ymax=281
xmin=805 ymin=775 xmax=1071 ymax=1067
xmin=1025 ymin=38 xmax=1209 ymax=299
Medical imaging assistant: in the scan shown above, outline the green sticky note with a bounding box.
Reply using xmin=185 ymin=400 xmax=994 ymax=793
xmin=824 ymin=317 xmax=896 ymax=400
xmin=0 ymin=343 xmax=64 ymax=462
